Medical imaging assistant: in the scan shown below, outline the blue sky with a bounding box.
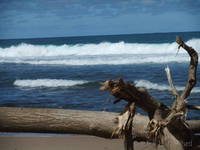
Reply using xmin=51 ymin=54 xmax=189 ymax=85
xmin=0 ymin=0 xmax=200 ymax=39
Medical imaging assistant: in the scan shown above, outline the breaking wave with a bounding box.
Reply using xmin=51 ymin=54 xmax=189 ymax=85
xmin=135 ymin=80 xmax=200 ymax=93
xmin=14 ymin=79 xmax=200 ymax=92
xmin=14 ymin=79 xmax=88 ymax=88
xmin=1 ymin=39 xmax=199 ymax=65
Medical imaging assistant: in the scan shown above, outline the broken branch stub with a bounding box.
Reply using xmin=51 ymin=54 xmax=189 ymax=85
xmin=100 ymin=78 xmax=168 ymax=119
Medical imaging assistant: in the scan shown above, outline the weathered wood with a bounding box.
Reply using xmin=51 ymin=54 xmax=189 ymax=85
xmin=0 ymin=107 xmax=199 ymax=135
xmin=162 ymin=37 xmax=199 ymax=150
xmin=0 ymin=107 xmax=199 ymax=150
xmin=0 ymin=107 xmax=151 ymax=140
xmin=0 ymin=107 xmax=117 ymax=138
xmin=100 ymin=80 xmax=170 ymax=120
xmin=165 ymin=66 xmax=179 ymax=97
xmin=176 ymin=37 xmax=198 ymax=100
xmin=187 ymin=105 xmax=200 ymax=111
xmin=100 ymin=37 xmax=199 ymax=150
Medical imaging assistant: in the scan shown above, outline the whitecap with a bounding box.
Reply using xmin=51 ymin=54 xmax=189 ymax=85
xmin=135 ymin=80 xmax=200 ymax=93
xmin=14 ymin=79 xmax=88 ymax=88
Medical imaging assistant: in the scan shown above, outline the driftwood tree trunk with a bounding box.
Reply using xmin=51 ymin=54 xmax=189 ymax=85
xmin=100 ymin=37 xmax=200 ymax=150
xmin=0 ymin=37 xmax=200 ymax=150
xmin=0 ymin=107 xmax=199 ymax=143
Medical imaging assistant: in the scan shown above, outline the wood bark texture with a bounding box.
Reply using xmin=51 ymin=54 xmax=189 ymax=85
xmin=0 ymin=107 xmax=199 ymax=140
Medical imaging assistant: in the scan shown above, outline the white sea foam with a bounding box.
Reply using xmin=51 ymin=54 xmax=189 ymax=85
xmin=135 ymin=80 xmax=200 ymax=93
xmin=14 ymin=79 xmax=88 ymax=88
xmin=0 ymin=39 xmax=199 ymax=65
xmin=0 ymin=55 xmax=189 ymax=65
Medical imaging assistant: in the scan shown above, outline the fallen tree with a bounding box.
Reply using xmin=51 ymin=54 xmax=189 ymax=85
xmin=0 ymin=37 xmax=200 ymax=150
xmin=0 ymin=107 xmax=199 ymax=148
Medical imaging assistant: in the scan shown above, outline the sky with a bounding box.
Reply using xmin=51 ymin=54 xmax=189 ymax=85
xmin=0 ymin=0 xmax=200 ymax=39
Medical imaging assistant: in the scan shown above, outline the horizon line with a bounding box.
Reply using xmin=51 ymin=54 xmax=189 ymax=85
xmin=0 ymin=30 xmax=200 ymax=41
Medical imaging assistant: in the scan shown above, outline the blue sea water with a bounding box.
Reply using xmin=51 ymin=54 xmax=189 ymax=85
xmin=0 ymin=31 xmax=200 ymax=120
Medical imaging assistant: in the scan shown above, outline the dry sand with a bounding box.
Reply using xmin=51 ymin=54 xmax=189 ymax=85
xmin=0 ymin=135 xmax=165 ymax=150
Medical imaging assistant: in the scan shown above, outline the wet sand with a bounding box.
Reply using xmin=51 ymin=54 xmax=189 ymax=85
xmin=0 ymin=135 xmax=165 ymax=150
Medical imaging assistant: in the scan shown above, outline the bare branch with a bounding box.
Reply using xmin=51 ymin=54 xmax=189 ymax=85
xmin=187 ymin=105 xmax=200 ymax=111
xmin=176 ymin=37 xmax=198 ymax=99
xmin=165 ymin=66 xmax=179 ymax=97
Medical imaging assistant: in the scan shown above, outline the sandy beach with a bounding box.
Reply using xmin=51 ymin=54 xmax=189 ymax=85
xmin=0 ymin=135 xmax=165 ymax=150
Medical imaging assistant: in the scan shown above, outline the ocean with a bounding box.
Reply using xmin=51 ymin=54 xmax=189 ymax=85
xmin=0 ymin=31 xmax=200 ymax=120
